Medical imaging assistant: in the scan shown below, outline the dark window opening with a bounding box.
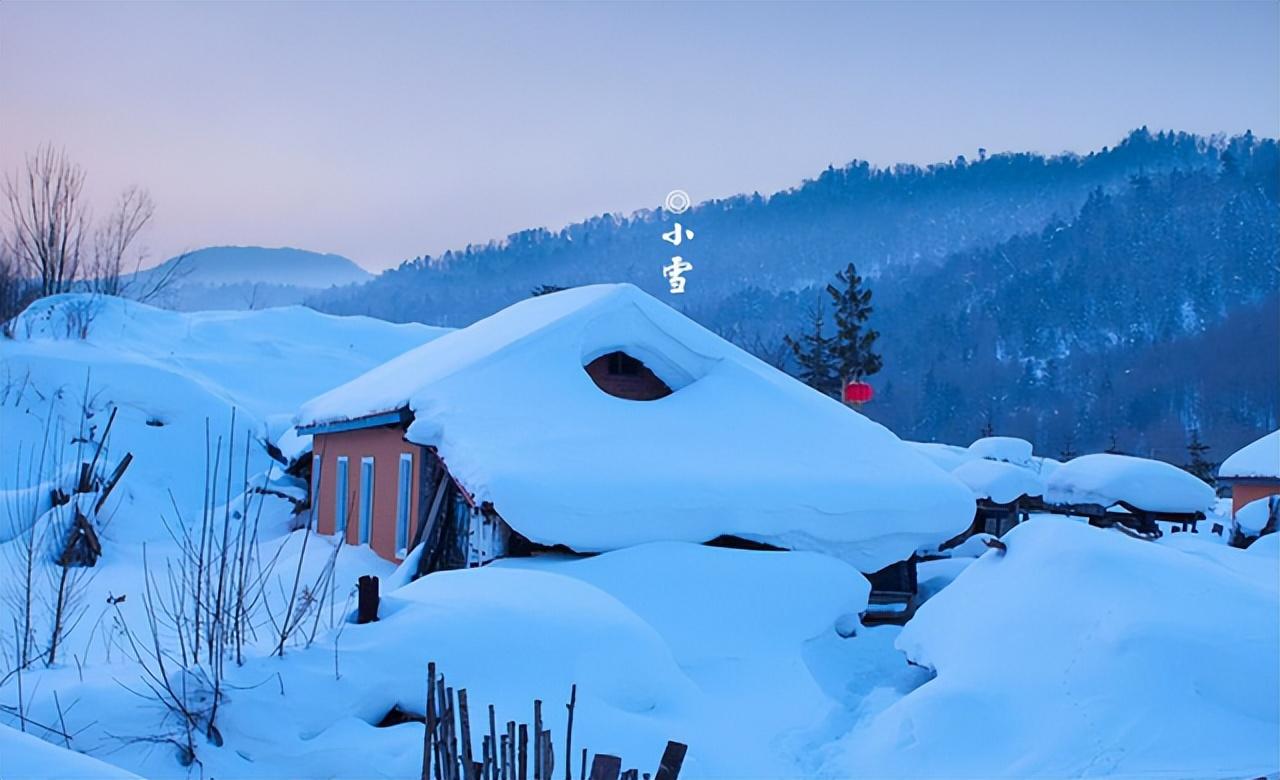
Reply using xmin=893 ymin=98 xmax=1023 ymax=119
xmin=607 ymin=351 xmax=643 ymax=376
xmin=584 ymin=351 xmax=673 ymax=401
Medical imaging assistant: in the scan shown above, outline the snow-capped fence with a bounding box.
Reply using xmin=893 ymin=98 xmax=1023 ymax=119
xmin=421 ymin=662 xmax=686 ymax=780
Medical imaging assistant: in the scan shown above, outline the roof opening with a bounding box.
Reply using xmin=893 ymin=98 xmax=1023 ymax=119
xmin=584 ymin=351 xmax=673 ymax=401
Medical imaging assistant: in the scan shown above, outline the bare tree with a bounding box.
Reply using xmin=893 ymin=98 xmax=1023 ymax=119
xmin=89 ymin=186 xmax=153 ymax=297
xmin=3 ymin=145 xmax=89 ymax=297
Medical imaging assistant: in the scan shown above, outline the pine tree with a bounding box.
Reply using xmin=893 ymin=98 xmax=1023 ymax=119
xmin=1183 ymin=429 xmax=1216 ymax=485
xmin=825 ymin=262 xmax=883 ymax=391
xmin=784 ymin=297 xmax=839 ymax=397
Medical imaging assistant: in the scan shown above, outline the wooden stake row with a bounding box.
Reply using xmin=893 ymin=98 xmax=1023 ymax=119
xmin=420 ymin=662 xmax=685 ymax=780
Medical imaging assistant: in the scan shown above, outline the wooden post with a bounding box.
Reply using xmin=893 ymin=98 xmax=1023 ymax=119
xmin=356 ymin=575 xmax=380 ymax=623
xmin=518 ymin=723 xmax=529 ymax=780
xmin=541 ymin=730 xmax=553 ymax=778
xmin=76 ymin=462 xmax=93 ymax=493
xmin=588 ymin=755 xmax=621 ymax=780
xmin=459 ymin=689 xmax=475 ymax=780
xmin=621 ymin=771 xmax=638 ymax=780
xmin=446 ymin=686 xmax=459 ymax=780
xmin=93 ymin=452 xmax=132 ymax=514
xmin=533 ymin=700 xmax=543 ymax=780
xmin=506 ymin=721 xmax=516 ymax=780
xmin=488 ymin=704 xmax=499 ymax=780
xmin=423 ymin=662 xmax=436 ymax=780
xmin=564 ymin=684 xmax=576 ymax=780
xmin=579 ymin=749 xmax=587 ymax=780
xmin=653 ymin=742 xmax=687 ymax=780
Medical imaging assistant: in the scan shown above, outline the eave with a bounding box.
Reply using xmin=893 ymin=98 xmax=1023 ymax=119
xmin=296 ymin=407 xmax=412 ymax=436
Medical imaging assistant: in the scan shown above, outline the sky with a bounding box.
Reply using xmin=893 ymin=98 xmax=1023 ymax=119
xmin=2 ymin=1 xmax=1278 ymax=272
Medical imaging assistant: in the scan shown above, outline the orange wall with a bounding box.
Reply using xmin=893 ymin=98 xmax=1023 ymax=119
xmin=313 ymin=427 xmax=422 ymax=563
xmin=1232 ymin=482 xmax=1280 ymax=516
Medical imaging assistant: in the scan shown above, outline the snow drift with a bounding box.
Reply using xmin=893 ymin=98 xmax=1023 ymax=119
xmin=825 ymin=519 xmax=1279 ymax=777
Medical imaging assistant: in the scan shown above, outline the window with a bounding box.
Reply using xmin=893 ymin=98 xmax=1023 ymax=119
xmin=607 ymin=351 xmax=642 ymax=376
xmin=396 ymin=452 xmax=413 ymax=555
xmin=359 ymin=457 xmax=375 ymax=545
xmin=335 ymin=456 xmax=349 ymax=536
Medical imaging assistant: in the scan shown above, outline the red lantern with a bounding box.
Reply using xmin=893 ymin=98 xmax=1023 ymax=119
xmin=843 ymin=381 xmax=874 ymax=405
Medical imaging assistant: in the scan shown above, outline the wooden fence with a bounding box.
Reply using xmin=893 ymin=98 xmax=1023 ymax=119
xmin=421 ymin=662 xmax=686 ymax=780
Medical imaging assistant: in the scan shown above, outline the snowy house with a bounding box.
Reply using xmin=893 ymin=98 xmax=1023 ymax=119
xmin=294 ymin=284 xmax=973 ymax=594
xmin=1218 ymin=430 xmax=1280 ymax=516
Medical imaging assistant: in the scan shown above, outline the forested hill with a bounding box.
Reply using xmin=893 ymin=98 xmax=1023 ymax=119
xmin=309 ymin=129 xmax=1279 ymax=459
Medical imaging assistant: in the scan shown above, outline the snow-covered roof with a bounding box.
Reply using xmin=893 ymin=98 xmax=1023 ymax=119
xmin=1219 ymin=430 xmax=1280 ymax=480
xmin=1044 ymin=453 xmax=1216 ymax=515
xmin=297 ymin=284 xmax=974 ymax=570
xmin=1235 ymin=496 xmax=1278 ymax=535
xmin=951 ymin=458 xmax=1045 ymax=504
xmin=967 ymin=436 xmax=1033 ymax=467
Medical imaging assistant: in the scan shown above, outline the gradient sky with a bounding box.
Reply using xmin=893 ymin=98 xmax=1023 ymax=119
xmin=3 ymin=1 xmax=1277 ymax=271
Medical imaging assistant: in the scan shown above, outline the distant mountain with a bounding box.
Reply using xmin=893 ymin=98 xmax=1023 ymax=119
xmin=134 ymin=245 xmax=372 ymax=311
xmin=306 ymin=128 xmax=1279 ymax=458
xmin=146 ymin=245 xmax=372 ymax=289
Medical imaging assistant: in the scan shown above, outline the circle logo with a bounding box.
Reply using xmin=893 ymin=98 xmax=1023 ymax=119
xmin=664 ymin=189 xmax=691 ymax=214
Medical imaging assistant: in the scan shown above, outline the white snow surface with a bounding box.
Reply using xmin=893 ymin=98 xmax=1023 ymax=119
xmin=1045 ymin=453 xmax=1216 ymax=514
xmin=824 ymin=518 xmax=1280 ymax=777
xmin=1 ymin=295 xmax=448 ymax=541
xmin=0 ymin=724 xmax=143 ymax=779
xmin=967 ymin=436 xmax=1033 ymax=467
xmin=1219 ymin=429 xmax=1280 ymax=479
xmin=1235 ymin=496 xmax=1277 ymax=535
xmin=949 ymin=458 xmax=1044 ymax=503
xmin=298 ymin=284 xmax=973 ymax=570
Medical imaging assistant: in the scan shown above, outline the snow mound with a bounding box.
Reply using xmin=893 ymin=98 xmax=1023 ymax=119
xmin=908 ymin=442 xmax=974 ymax=472
xmin=967 ymin=436 xmax=1033 ymax=467
xmin=950 ymin=458 xmax=1044 ymax=503
xmin=1250 ymin=532 xmax=1279 ymax=555
xmin=1235 ymin=496 xmax=1277 ymax=535
xmin=299 ymin=284 xmax=973 ymax=571
xmin=213 ymin=544 xmax=870 ymax=779
xmin=826 ymin=519 xmax=1280 ymax=777
xmin=0 ymin=724 xmax=142 ymax=779
xmin=1219 ymin=429 xmax=1280 ymax=479
xmin=1045 ymin=453 xmax=1216 ymax=514
xmin=1 ymin=295 xmax=448 ymax=542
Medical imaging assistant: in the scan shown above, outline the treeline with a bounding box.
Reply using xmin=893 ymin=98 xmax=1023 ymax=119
xmin=308 ymin=129 xmax=1279 ymax=458
xmin=310 ymin=128 xmax=1228 ymax=325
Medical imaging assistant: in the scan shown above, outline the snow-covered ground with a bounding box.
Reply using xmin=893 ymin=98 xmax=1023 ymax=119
xmin=2 ymin=295 xmax=1277 ymax=779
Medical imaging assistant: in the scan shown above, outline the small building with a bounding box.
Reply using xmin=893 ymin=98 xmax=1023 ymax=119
xmin=1041 ymin=453 xmax=1217 ymax=537
xmin=294 ymin=284 xmax=974 ymax=614
xmin=1218 ymin=430 xmax=1280 ymax=516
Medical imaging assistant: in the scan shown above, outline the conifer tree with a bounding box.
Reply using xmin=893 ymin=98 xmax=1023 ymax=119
xmin=1184 ymin=429 xmax=1215 ymax=485
xmin=825 ymin=262 xmax=883 ymax=388
xmin=784 ymin=297 xmax=839 ymax=397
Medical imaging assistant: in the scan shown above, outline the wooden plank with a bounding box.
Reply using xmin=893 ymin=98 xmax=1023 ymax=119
xmin=93 ymin=452 xmax=133 ymax=514
xmin=653 ymin=742 xmax=686 ymax=780
xmin=459 ymin=689 xmax=475 ymax=780
xmin=518 ymin=724 xmax=528 ymax=780
xmin=533 ymin=700 xmax=543 ymax=780
xmin=423 ymin=663 xmax=436 ymax=780
xmin=587 ymin=755 xmax=621 ymax=780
